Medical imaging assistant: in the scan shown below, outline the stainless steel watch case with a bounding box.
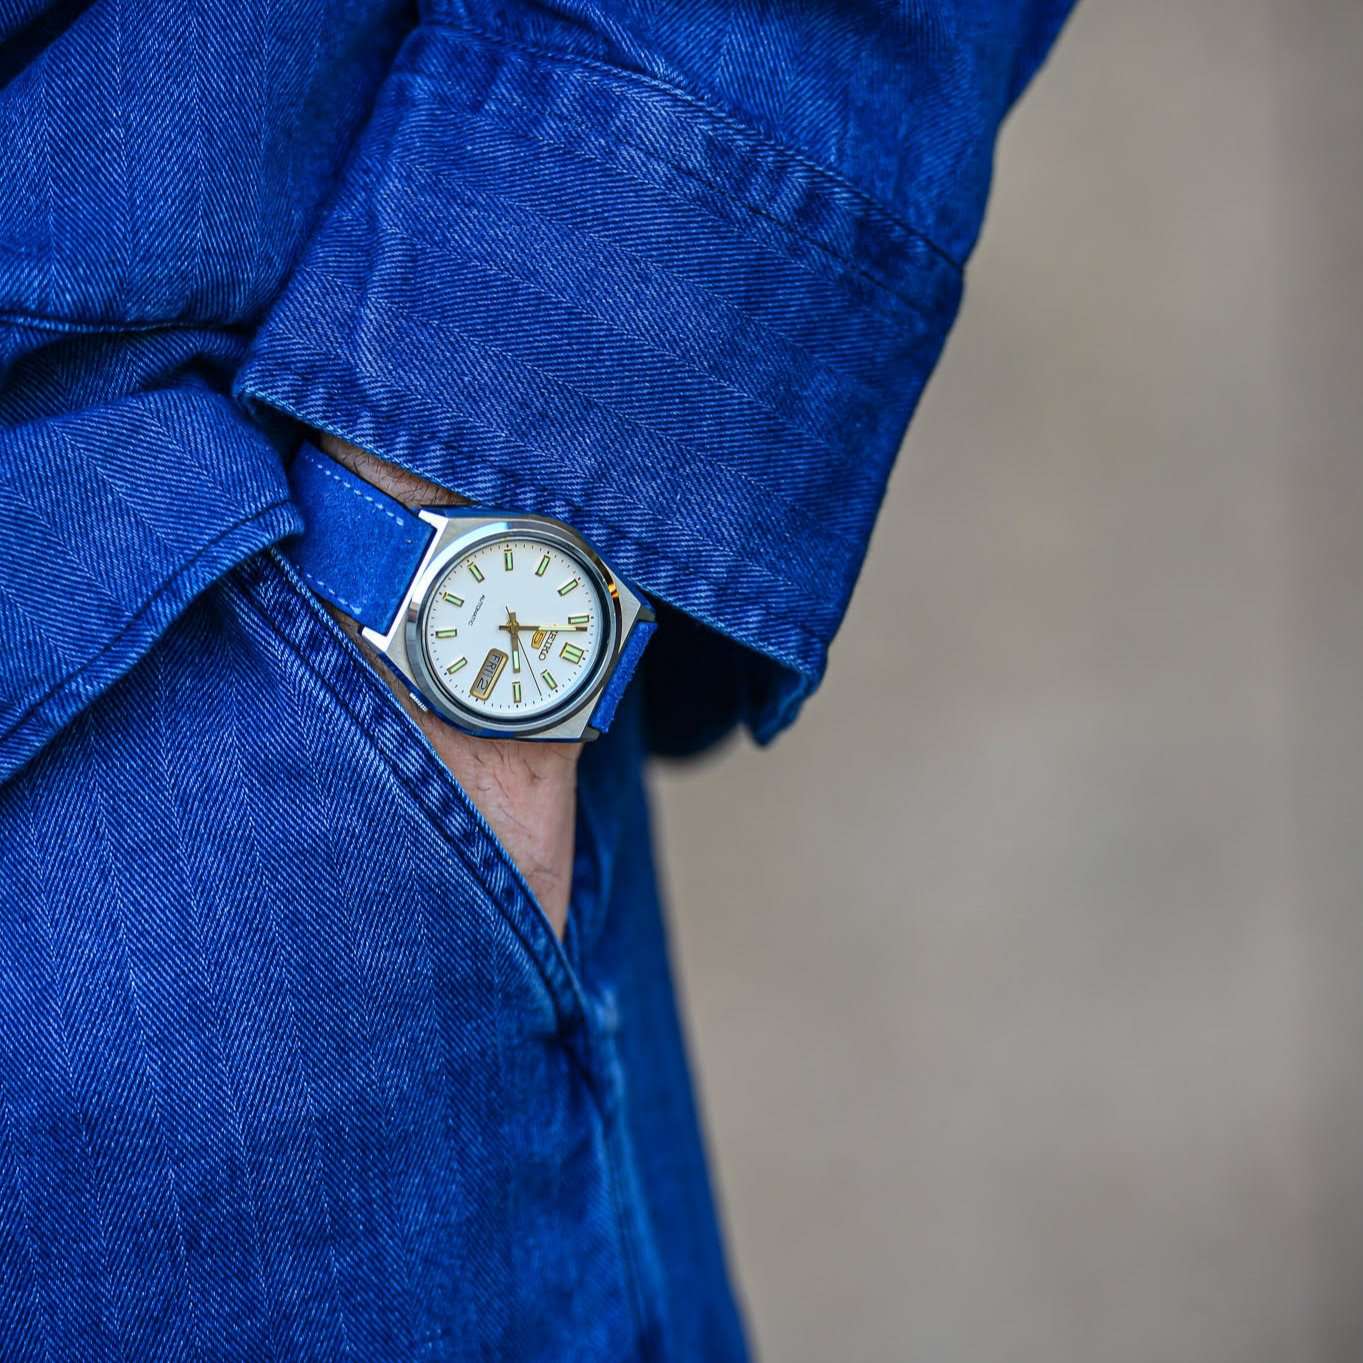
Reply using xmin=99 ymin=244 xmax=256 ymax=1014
xmin=359 ymin=508 xmax=652 ymax=741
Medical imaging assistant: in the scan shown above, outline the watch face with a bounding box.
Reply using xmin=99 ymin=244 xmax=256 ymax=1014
xmin=415 ymin=528 xmax=614 ymax=731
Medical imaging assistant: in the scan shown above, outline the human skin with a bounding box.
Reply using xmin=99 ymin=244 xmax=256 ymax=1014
xmin=315 ymin=434 xmax=580 ymax=938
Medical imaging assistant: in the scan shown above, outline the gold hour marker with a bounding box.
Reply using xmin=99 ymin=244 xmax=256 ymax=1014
xmin=434 ymin=628 xmax=458 ymax=639
xmin=556 ymin=577 xmax=579 ymax=597
xmin=443 ymin=592 xmax=464 ymax=607
xmin=467 ymin=561 xmax=485 ymax=582
xmin=560 ymin=642 xmax=584 ymax=664
xmin=567 ymin=613 xmax=590 ymax=626
xmin=511 ymin=645 xmax=521 ymax=673
xmin=512 ymin=682 xmax=522 ymax=704
xmin=535 ymin=554 xmax=550 ymax=577
xmin=446 ymin=657 xmax=468 ymax=675
xmin=542 ymin=670 xmax=559 ymax=691
xmin=503 ymin=548 xmax=514 ymax=571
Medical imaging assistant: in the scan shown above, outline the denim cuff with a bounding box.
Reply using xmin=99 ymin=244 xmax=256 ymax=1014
xmin=237 ymin=23 xmax=963 ymax=749
xmin=0 ymin=379 xmax=299 ymax=784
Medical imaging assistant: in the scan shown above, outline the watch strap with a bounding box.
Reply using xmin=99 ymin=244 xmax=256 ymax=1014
xmin=588 ymin=613 xmax=655 ymax=734
xmin=284 ymin=442 xmax=435 ymax=634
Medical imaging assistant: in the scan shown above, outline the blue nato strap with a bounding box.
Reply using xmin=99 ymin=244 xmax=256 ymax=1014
xmin=283 ymin=441 xmax=654 ymax=735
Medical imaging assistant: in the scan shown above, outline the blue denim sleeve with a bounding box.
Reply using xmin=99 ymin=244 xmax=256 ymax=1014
xmin=0 ymin=5 xmax=413 ymax=783
xmin=237 ymin=1 xmax=1076 ymax=751
xmin=0 ymin=1 xmax=1074 ymax=780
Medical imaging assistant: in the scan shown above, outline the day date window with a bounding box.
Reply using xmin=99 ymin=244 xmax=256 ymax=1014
xmin=470 ymin=647 xmax=508 ymax=700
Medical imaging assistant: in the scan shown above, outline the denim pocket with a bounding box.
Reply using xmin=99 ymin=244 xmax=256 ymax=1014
xmin=0 ymin=544 xmax=652 ymax=1361
xmin=218 ymin=553 xmax=657 ymax=1359
xmin=226 ymin=547 xmax=588 ymax=1033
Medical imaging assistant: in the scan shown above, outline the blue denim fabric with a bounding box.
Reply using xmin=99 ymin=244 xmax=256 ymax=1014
xmin=0 ymin=2 xmax=1072 ymax=1358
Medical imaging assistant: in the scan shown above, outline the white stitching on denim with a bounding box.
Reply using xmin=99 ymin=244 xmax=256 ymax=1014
xmin=295 ymin=267 xmax=838 ymax=559
xmin=247 ymin=377 xmax=823 ymax=662
xmin=426 ymin=22 xmax=958 ymax=272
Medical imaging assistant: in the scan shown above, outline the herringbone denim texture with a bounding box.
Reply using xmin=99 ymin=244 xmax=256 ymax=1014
xmin=0 ymin=2 xmax=1072 ymax=1358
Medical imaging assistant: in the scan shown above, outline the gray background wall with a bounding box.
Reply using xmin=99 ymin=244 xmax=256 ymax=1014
xmin=653 ymin=3 xmax=1363 ymax=1360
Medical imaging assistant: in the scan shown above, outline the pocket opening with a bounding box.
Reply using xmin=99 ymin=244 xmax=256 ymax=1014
xmin=230 ymin=549 xmax=590 ymax=1029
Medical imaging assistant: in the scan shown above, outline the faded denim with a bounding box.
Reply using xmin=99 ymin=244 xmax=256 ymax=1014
xmin=0 ymin=2 xmax=1072 ymax=1358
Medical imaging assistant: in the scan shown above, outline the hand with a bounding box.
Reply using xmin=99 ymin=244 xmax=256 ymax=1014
xmin=316 ymin=435 xmax=581 ymax=937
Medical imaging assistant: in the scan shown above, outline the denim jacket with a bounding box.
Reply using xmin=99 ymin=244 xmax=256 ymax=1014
xmin=0 ymin=4 xmax=1072 ymax=1359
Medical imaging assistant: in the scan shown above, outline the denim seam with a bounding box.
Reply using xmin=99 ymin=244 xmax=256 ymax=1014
xmin=0 ymin=498 xmax=297 ymax=761
xmin=253 ymin=263 xmax=856 ymax=586
xmin=602 ymin=1108 xmax=662 ymax=1361
xmin=321 ymin=197 xmax=883 ymax=474
xmin=237 ymin=379 xmax=826 ymax=679
xmin=385 ymin=54 xmax=953 ymax=322
xmin=339 ymin=146 xmax=890 ymax=412
xmin=0 ymin=310 xmax=251 ymax=336
xmin=84 ymin=746 xmax=213 ymax=1361
xmin=297 ymin=260 xmax=865 ymax=560
xmin=419 ymin=20 xmax=964 ymax=275
xmin=230 ymin=552 xmax=590 ymax=1033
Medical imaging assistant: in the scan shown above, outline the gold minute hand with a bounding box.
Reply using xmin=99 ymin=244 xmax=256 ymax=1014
xmin=502 ymin=609 xmax=525 ymax=677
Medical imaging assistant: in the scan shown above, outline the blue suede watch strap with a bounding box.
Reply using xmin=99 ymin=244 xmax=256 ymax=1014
xmin=589 ymin=615 xmax=656 ymax=734
xmin=283 ymin=442 xmax=435 ymax=634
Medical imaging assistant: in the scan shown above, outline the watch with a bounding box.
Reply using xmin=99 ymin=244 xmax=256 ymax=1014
xmin=282 ymin=441 xmax=656 ymax=741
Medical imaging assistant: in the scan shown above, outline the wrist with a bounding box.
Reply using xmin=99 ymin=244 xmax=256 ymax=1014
xmin=308 ymin=431 xmax=582 ymax=935
xmin=317 ymin=431 xmax=471 ymax=510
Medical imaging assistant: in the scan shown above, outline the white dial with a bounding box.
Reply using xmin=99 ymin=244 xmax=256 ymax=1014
xmin=418 ymin=533 xmax=610 ymax=726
